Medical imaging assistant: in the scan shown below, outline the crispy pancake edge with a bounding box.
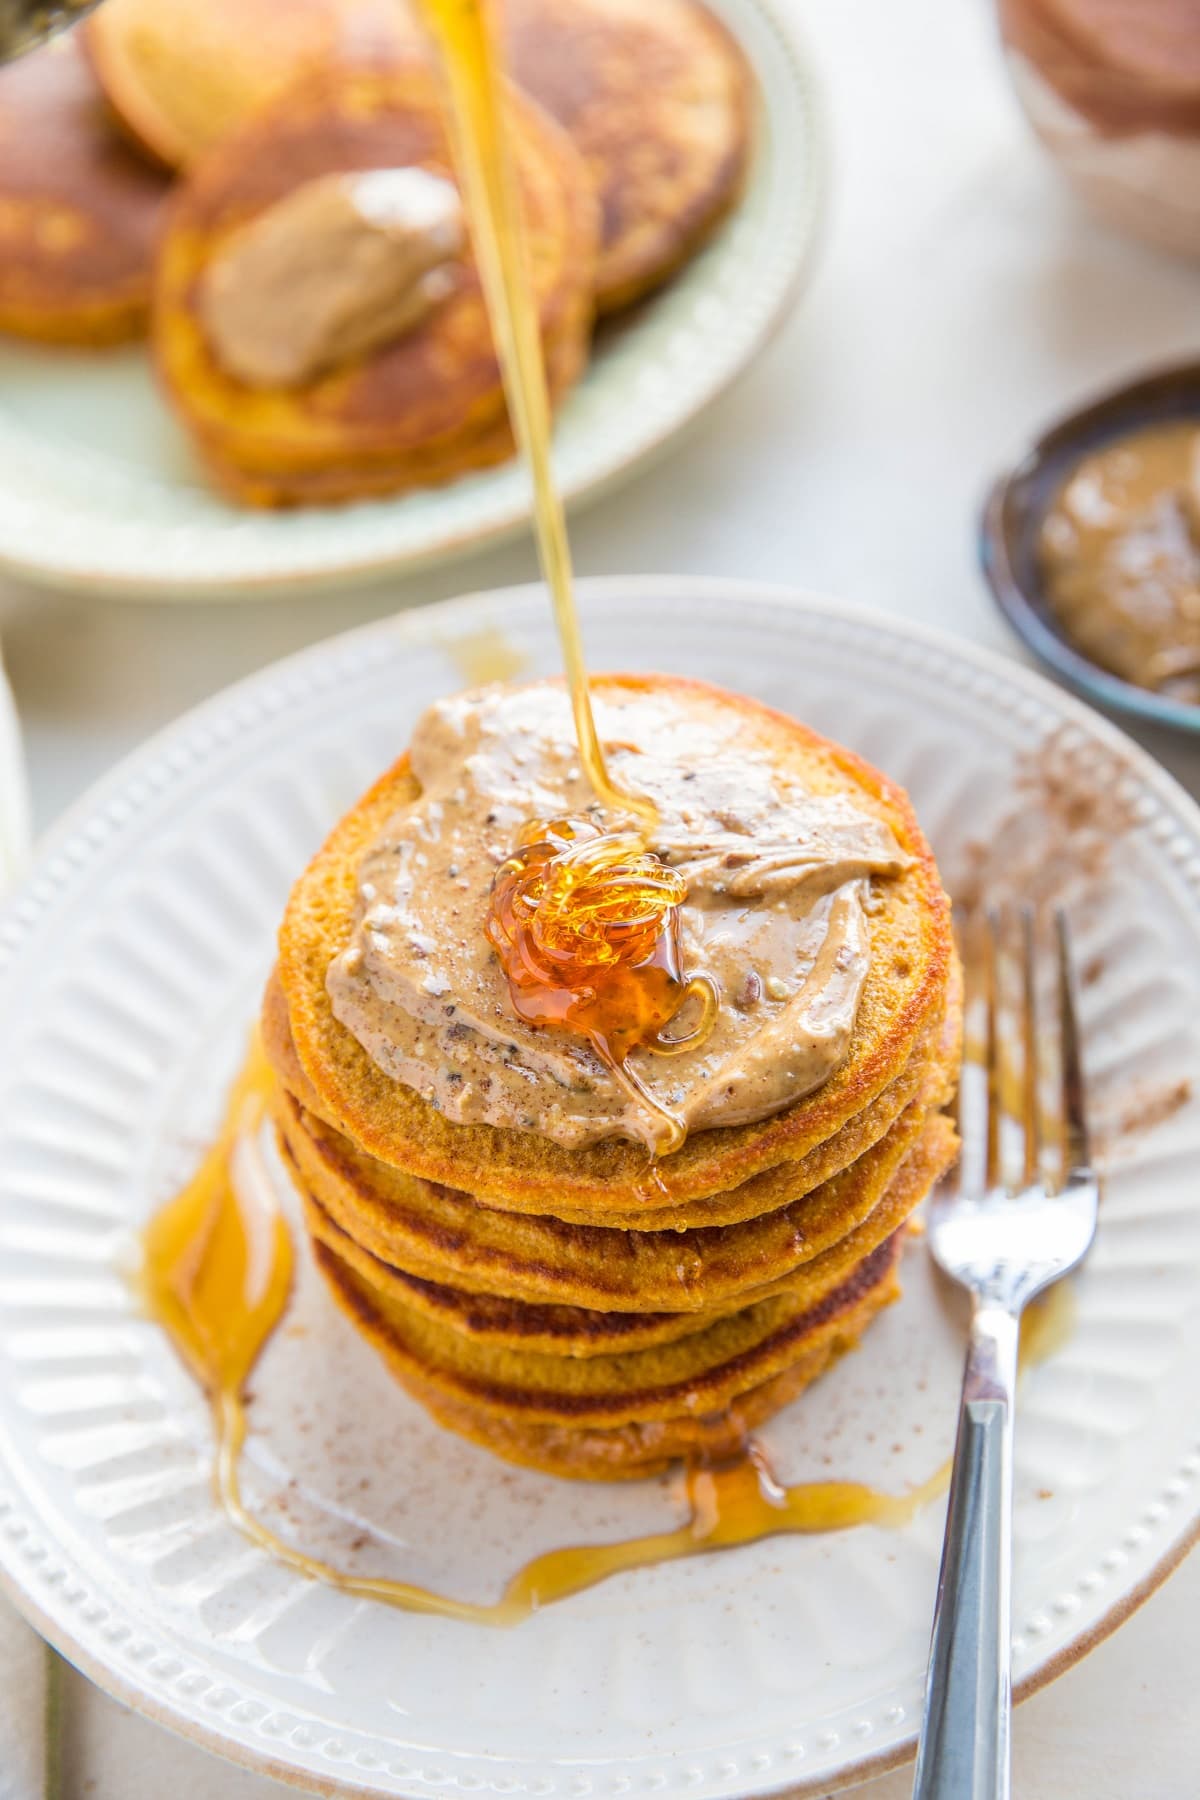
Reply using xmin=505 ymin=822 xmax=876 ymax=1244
xmin=274 ymin=1069 xmax=954 ymax=1312
xmin=291 ymin=1110 xmax=955 ymax=1352
xmin=264 ymin=948 xmax=959 ymax=1234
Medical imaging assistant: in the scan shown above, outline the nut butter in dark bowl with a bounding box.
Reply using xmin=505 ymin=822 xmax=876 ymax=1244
xmin=998 ymin=0 xmax=1200 ymax=259
xmin=981 ymin=359 xmax=1200 ymax=735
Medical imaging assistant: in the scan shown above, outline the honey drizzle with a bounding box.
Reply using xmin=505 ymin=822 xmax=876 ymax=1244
xmin=414 ymin=0 xmax=649 ymax=831
xmin=413 ymin=0 xmax=721 ymax=1152
xmin=213 ymin=1394 xmax=951 ymax=1629
xmin=138 ymin=1049 xmax=1075 ymax=1628
xmin=486 ymin=816 xmax=718 ymax=1153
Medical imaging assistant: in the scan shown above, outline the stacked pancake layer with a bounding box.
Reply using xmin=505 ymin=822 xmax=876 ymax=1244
xmin=268 ymin=676 xmax=960 ymax=1480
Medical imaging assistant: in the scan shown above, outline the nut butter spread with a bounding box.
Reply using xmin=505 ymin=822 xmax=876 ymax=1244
xmin=327 ymin=686 xmax=911 ymax=1150
xmin=1039 ymin=420 xmax=1200 ymax=703
xmin=200 ymin=167 xmax=464 ymax=387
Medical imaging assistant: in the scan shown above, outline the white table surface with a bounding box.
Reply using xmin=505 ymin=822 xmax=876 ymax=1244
xmin=0 ymin=0 xmax=1196 ymax=1793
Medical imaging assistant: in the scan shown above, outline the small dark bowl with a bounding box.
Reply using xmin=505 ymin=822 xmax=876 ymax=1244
xmin=981 ymin=360 xmax=1200 ymax=737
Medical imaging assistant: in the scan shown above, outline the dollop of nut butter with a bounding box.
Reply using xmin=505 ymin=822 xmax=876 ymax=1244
xmin=1039 ymin=420 xmax=1200 ymax=703
xmin=200 ymin=167 xmax=465 ymax=388
xmin=326 ymin=686 xmax=912 ymax=1151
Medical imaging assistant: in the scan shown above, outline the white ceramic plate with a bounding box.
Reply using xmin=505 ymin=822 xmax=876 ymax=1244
xmin=0 ymin=646 xmax=29 ymax=890
xmin=0 ymin=580 xmax=1197 ymax=1798
xmin=0 ymin=0 xmax=822 ymax=600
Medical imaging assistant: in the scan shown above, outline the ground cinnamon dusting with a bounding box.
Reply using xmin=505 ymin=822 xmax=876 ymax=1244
xmin=947 ymin=725 xmax=1198 ymax=1159
xmin=1111 ymin=1078 xmax=1192 ymax=1144
xmin=950 ymin=727 xmax=1135 ymax=916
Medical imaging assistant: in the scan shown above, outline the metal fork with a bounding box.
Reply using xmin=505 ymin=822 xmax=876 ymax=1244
xmin=911 ymin=908 xmax=1098 ymax=1800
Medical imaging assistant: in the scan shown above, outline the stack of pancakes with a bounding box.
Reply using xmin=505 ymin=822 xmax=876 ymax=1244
xmin=265 ymin=677 xmax=960 ymax=1480
xmin=0 ymin=1 xmax=750 ymax=497
xmin=24 ymin=0 xmax=747 ymax=505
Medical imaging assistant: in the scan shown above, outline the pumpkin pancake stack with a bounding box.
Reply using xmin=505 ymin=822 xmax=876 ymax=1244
xmin=265 ymin=675 xmax=959 ymax=1480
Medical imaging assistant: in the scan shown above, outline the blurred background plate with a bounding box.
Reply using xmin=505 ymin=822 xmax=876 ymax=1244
xmin=0 ymin=0 xmax=823 ymax=602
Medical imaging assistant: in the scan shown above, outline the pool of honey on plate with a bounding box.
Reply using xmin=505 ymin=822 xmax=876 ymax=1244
xmin=136 ymin=1040 xmax=947 ymax=1624
xmin=137 ymin=1030 xmax=1077 ymax=1626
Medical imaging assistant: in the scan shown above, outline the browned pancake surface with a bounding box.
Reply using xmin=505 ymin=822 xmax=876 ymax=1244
xmin=0 ymin=37 xmax=168 ymax=344
xmin=316 ymin=1230 xmax=907 ymax=1477
xmin=296 ymin=1111 xmax=956 ymax=1355
xmin=87 ymin=0 xmax=412 ymax=168
xmin=504 ymin=0 xmax=753 ymax=309
xmin=275 ymin=1072 xmax=955 ymax=1312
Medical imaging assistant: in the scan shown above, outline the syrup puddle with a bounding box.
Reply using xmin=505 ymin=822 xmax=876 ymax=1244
xmin=443 ymin=625 xmax=529 ymax=690
xmin=134 ymin=1044 xmax=1074 ymax=1628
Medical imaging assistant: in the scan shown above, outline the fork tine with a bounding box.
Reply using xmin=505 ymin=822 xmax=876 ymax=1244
xmin=984 ymin=906 xmax=1004 ymax=1191
xmin=955 ymin=909 xmax=991 ymax=1199
xmin=1020 ymin=905 xmax=1041 ymax=1185
xmin=991 ymin=905 xmax=1036 ymax=1194
xmin=1055 ymin=908 xmax=1092 ymax=1180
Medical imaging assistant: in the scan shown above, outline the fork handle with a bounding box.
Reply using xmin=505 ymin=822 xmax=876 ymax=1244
xmin=912 ymin=1303 xmax=1021 ymax=1800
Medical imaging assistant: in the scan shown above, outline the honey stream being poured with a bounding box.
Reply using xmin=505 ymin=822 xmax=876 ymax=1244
xmin=417 ymin=0 xmax=713 ymax=1154
xmin=137 ymin=1 xmax=1074 ymax=1624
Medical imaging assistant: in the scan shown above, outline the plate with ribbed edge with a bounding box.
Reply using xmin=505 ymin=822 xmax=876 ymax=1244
xmin=0 ymin=579 xmax=1197 ymax=1798
xmin=0 ymin=0 xmax=822 ymax=600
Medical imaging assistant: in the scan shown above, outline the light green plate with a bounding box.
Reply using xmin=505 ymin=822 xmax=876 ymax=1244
xmin=0 ymin=0 xmax=824 ymax=600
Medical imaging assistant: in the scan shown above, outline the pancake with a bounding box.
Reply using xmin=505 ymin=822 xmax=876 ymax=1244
xmin=503 ymin=0 xmax=754 ymax=311
xmin=153 ymin=60 xmax=597 ymax=508
xmin=316 ymin=1228 xmax=907 ymax=1479
xmin=0 ymin=37 xmax=169 ymax=345
xmin=296 ymin=1112 xmax=956 ymax=1356
xmin=275 ymin=674 xmax=955 ymax=1219
xmin=186 ymin=315 xmax=588 ymax=508
xmin=272 ymin=1062 xmax=954 ymax=1313
xmin=264 ymin=949 xmax=958 ymax=1232
xmin=86 ymin=0 xmax=415 ymax=169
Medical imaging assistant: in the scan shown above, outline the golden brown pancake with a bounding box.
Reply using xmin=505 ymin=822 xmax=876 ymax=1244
xmin=275 ymin=675 xmax=955 ymax=1219
xmin=272 ymin=1066 xmax=954 ymax=1314
xmin=187 ymin=318 xmax=588 ymax=508
xmin=0 ymin=36 xmax=169 ymax=346
xmin=311 ymin=1097 xmax=953 ymax=1424
xmin=296 ymin=1112 xmax=956 ymax=1356
xmin=86 ymin=0 xmax=416 ymax=169
xmin=503 ymin=0 xmax=754 ymax=311
xmin=375 ymin=1251 xmax=905 ymax=1481
xmin=264 ymin=951 xmax=958 ymax=1233
xmin=316 ymin=1228 xmax=908 ymax=1479
xmin=153 ymin=60 xmax=597 ymax=508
